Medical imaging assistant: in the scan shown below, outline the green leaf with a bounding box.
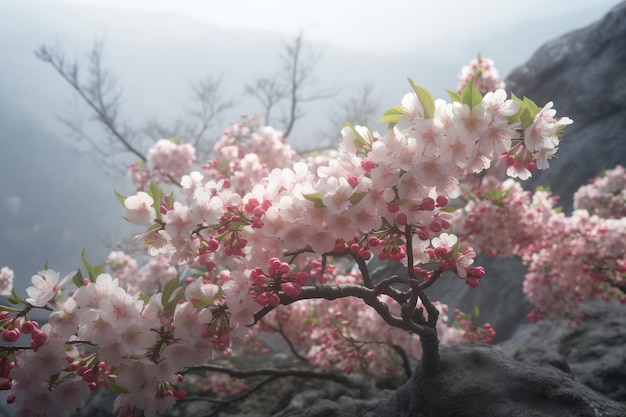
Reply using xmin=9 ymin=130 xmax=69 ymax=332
xmin=161 ymin=277 xmax=182 ymax=307
xmin=0 ymin=304 xmax=22 ymax=312
xmin=517 ymin=108 xmax=534 ymax=130
xmin=103 ymin=375 xmax=130 ymax=393
xmin=350 ymin=192 xmax=367 ymax=205
xmin=114 ymin=190 xmax=126 ymax=206
xmin=473 ymin=305 xmax=480 ymax=319
xmin=344 ymin=122 xmax=368 ymax=147
xmin=522 ymin=96 xmax=541 ymax=115
xmin=137 ymin=293 xmax=150 ymax=305
xmin=162 ymin=290 xmax=184 ymax=318
xmin=167 ymin=191 xmax=175 ymax=210
xmin=446 ymin=89 xmax=461 ymax=103
xmin=407 ymin=78 xmax=435 ymax=118
xmin=460 ymin=81 xmax=483 ymax=109
xmin=303 ymin=193 xmax=326 ymax=209
xmin=148 ymin=183 xmax=164 ymax=220
xmin=378 ymin=106 xmax=404 ymax=124
xmin=8 ymin=288 xmax=23 ymax=305
xmin=81 ymin=250 xmax=96 ymax=281
xmin=509 ymin=94 xmax=541 ymax=129
xmin=73 ymin=269 xmax=85 ymax=288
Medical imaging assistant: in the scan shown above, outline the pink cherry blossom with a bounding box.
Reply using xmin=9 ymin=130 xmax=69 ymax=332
xmin=0 ymin=266 xmax=13 ymax=296
xmin=124 ymin=192 xmax=157 ymax=226
xmin=25 ymin=270 xmax=60 ymax=307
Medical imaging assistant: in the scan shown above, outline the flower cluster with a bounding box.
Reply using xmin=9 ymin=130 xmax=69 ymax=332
xmin=0 ymin=267 xmax=13 ymax=296
xmin=574 ymin=165 xmax=626 ymax=219
xmin=455 ymin=174 xmax=626 ymax=321
xmin=453 ymin=308 xmax=495 ymax=344
xmin=106 ymin=251 xmax=177 ymax=295
xmin=457 ymin=54 xmax=505 ymax=95
xmin=1 ymin=73 xmax=571 ymax=417
xmin=198 ymin=114 xmax=297 ymax=194
xmin=147 ymin=138 xmax=197 ymax=183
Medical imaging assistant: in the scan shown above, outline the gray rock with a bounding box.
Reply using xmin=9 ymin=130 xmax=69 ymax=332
xmin=506 ymin=1 xmax=626 ymax=213
xmin=502 ymin=300 xmax=626 ymax=403
xmin=274 ymin=344 xmax=626 ymax=417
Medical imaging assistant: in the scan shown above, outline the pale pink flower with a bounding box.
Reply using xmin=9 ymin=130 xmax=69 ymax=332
xmin=124 ymin=192 xmax=156 ymax=226
xmin=174 ymin=301 xmax=213 ymax=343
xmin=48 ymin=297 xmax=79 ymax=338
xmin=0 ymin=266 xmax=13 ymax=295
xmin=25 ymin=270 xmax=60 ymax=307
xmin=524 ymin=101 xmax=573 ymax=153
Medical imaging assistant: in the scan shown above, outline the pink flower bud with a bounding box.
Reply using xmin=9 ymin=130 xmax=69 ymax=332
xmin=295 ymin=272 xmax=309 ymax=285
xmin=2 ymin=329 xmax=20 ymax=343
xmin=21 ymin=321 xmax=36 ymax=334
xmin=268 ymin=293 xmax=281 ymax=307
xmin=282 ymin=282 xmax=302 ymax=298
xmin=387 ymin=202 xmax=400 ymax=213
xmin=360 ymin=158 xmax=375 ymax=172
xmin=429 ymin=221 xmax=442 ymax=233
xmin=466 ymin=278 xmax=479 ymax=288
xmin=174 ymin=389 xmax=187 ymax=401
xmin=421 ymin=197 xmax=435 ymax=211
xmin=278 ymin=262 xmax=290 ymax=274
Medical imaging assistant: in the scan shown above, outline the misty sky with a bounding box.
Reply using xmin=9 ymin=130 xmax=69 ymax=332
xmin=47 ymin=0 xmax=620 ymax=54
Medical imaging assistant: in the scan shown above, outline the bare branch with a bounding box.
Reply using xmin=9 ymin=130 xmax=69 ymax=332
xmin=244 ymin=77 xmax=288 ymax=124
xmin=246 ymin=31 xmax=338 ymax=139
xmin=331 ymin=84 xmax=380 ymax=127
xmin=35 ymin=41 xmax=147 ymax=165
xmin=262 ymin=319 xmax=309 ymax=363
xmin=188 ymin=363 xmax=355 ymax=386
xmin=146 ymin=75 xmax=234 ymax=162
xmin=187 ymin=376 xmax=280 ymax=417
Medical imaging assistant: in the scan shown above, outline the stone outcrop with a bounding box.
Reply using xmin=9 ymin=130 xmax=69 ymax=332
xmin=502 ymin=300 xmax=626 ymax=403
xmin=506 ymin=1 xmax=626 ymax=213
xmin=275 ymin=344 xmax=626 ymax=417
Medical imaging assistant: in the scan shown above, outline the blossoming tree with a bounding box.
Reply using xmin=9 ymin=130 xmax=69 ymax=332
xmin=0 ymin=58 xmax=581 ymax=416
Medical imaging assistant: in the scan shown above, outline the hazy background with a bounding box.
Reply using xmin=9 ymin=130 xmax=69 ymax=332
xmin=0 ymin=0 xmax=621 ymax=295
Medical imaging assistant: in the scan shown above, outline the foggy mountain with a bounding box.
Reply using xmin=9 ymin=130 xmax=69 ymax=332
xmin=0 ymin=0 xmax=618 ymax=293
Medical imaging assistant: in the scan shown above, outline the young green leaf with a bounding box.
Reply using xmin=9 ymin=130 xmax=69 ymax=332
xmin=446 ymin=89 xmax=461 ymax=103
xmin=114 ymin=190 xmax=126 ymax=206
xmin=303 ymin=193 xmax=326 ymax=209
xmin=350 ymin=192 xmax=367 ymax=205
xmin=460 ymin=81 xmax=483 ymax=109
xmin=8 ymin=288 xmax=25 ymax=305
xmin=407 ymin=78 xmax=435 ymax=119
xmin=81 ymin=250 xmax=96 ymax=282
xmin=73 ymin=269 xmax=85 ymax=288
xmin=378 ymin=106 xmax=404 ymax=124
xmin=148 ymin=182 xmax=164 ymax=220
xmin=344 ymin=122 xmax=368 ymax=146
xmin=103 ymin=375 xmax=130 ymax=393
xmin=161 ymin=277 xmax=182 ymax=307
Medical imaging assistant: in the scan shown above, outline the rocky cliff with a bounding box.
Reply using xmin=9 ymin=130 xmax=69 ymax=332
xmin=507 ymin=1 xmax=626 ymax=213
